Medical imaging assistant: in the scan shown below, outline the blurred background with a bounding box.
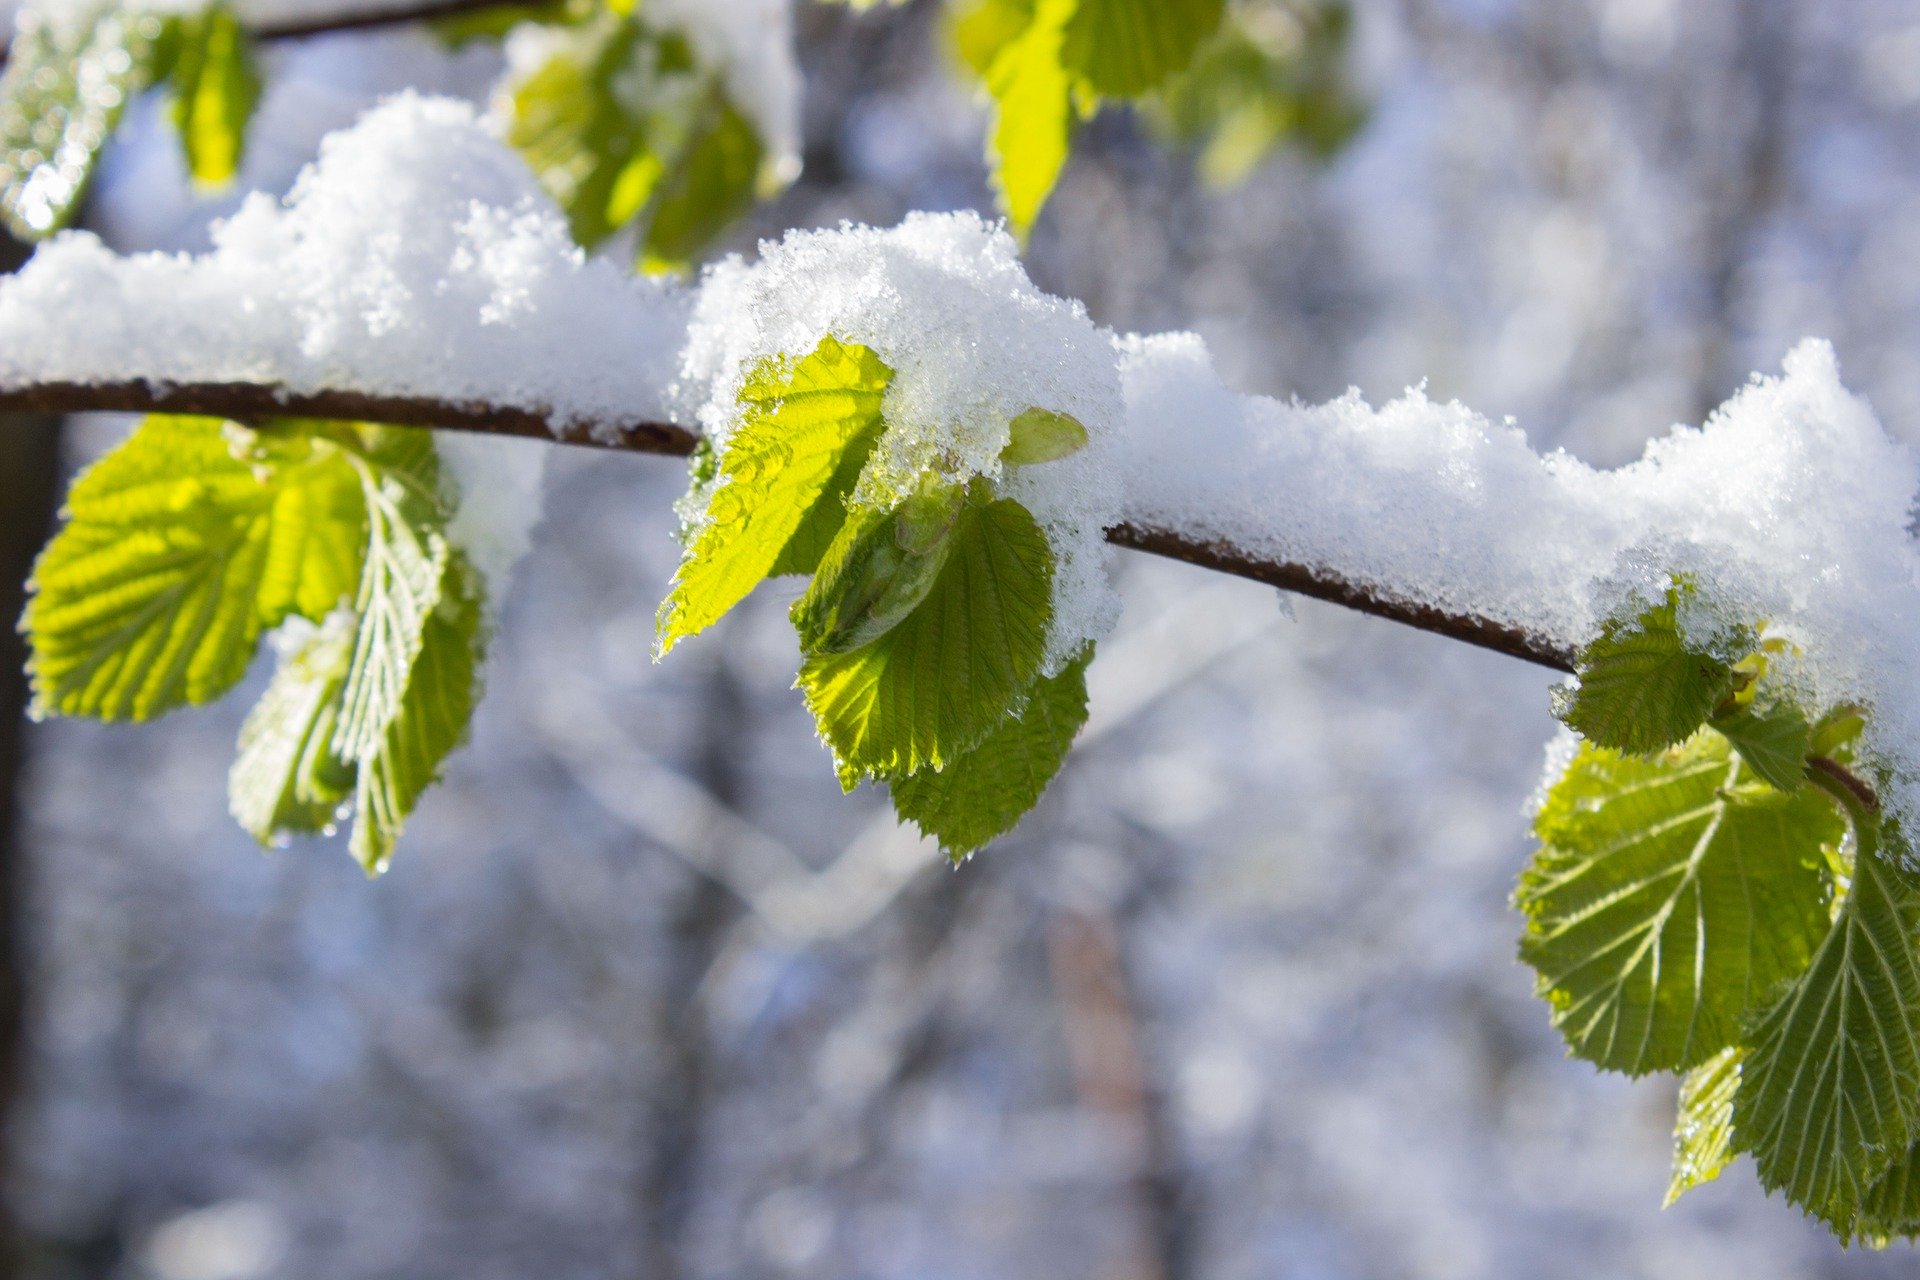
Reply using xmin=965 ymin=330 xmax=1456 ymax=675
xmin=6 ymin=0 xmax=1920 ymax=1275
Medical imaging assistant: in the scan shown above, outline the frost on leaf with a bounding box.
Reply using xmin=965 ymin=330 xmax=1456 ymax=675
xmin=1666 ymin=1046 xmax=1740 ymax=1207
xmin=1556 ymin=586 xmax=1736 ymax=757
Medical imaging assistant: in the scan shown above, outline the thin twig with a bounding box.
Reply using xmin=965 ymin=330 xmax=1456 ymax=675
xmin=251 ymin=0 xmax=551 ymax=42
xmin=0 ymin=379 xmax=1578 ymax=671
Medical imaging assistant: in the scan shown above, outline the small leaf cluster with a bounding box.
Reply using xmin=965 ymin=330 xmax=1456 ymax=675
xmin=1524 ymin=583 xmax=1920 ymax=1241
xmin=917 ymin=0 xmax=1362 ymax=239
xmin=0 ymin=0 xmax=769 ymax=270
xmin=24 ymin=416 xmax=487 ymax=872
xmin=656 ymin=336 xmax=1094 ymax=860
xmin=0 ymin=1 xmax=261 ymax=239
xmin=492 ymin=0 xmax=777 ymax=272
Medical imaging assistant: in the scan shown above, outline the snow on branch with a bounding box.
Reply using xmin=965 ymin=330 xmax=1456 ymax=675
xmin=8 ymin=98 xmax=1920 ymax=822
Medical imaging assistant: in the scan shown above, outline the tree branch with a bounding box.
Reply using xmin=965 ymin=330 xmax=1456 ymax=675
xmin=250 ymin=0 xmax=554 ymax=43
xmin=0 ymin=379 xmax=1579 ymax=673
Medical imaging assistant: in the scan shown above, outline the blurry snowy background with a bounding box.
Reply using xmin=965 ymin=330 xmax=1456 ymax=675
xmin=9 ymin=0 xmax=1920 ymax=1276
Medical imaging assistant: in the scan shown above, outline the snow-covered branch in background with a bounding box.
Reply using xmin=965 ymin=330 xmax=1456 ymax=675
xmin=4 ymin=96 xmax=1919 ymax=820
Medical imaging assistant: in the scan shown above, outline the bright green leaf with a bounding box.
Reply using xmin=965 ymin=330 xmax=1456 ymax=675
xmin=658 ymin=337 xmax=892 ymax=652
xmin=26 ymin=416 xmax=364 ymax=722
xmin=1061 ymin=0 xmax=1224 ymax=96
xmin=1001 ymin=406 xmax=1089 ymax=466
xmin=1559 ymin=591 xmax=1736 ymax=755
xmin=0 ymin=3 xmax=177 ymax=239
xmin=766 ymin=417 xmax=884 ymax=579
xmin=948 ymin=0 xmax=1036 ymax=77
xmin=1517 ymin=734 xmax=1840 ymax=1075
xmin=799 ymin=489 xmax=1054 ymax=778
xmin=889 ymin=647 xmax=1090 ymax=860
xmin=1733 ymin=822 xmax=1920 ymax=1229
xmin=640 ymin=96 xmax=764 ymax=273
xmin=1666 ymin=1046 xmax=1741 ymax=1206
xmin=166 ymin=4 xmax=261 ymax=189
xmin=505 ymin=11 xmax=770 ymax=261
xmin=984 ymin=0 xmax=1077 ymax=242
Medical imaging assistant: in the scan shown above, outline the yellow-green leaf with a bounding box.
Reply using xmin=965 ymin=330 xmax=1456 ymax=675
xmin=166 ymin=4 xmax=261 ymax=188
xmin=984 ymin=0 xmax=1078 ymax=242
xmin=1666 ymin=1046 xmax=1741 ymax=1206
xmin=0 ymin=3 xmax=177 ymax=239
xmin=658 ymin=337 xmax=892 ymax=653
xmin=26 ymin=416 xmax=364 ymax=722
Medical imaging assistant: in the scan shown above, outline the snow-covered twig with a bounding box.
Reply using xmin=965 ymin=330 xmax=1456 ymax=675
xmin=0 ymin=377 xmax=1577 ymax=670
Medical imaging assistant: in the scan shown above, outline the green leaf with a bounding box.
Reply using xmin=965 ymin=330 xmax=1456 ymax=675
xmin=799 ymin=489 xmax=1054 ymax=778
xmin=505 ymin=11 xmax=770 ymax=260
xmin=640 ymin=95 xmax=765 ymax=273
xmin=984 ymin=0 xmax=1078 ymax=242
xmin=1860 ymin=1136 xmax=1920 ymax=1241
xmin=1666 ymin=1046 xmax=1742 ymax=1206
xmin=333 ymin=433 xmax=451 ymax=764
xmin=948 ymin=0 xmax=1036 ymax=77
xmin=766 ymin=417 xmax=883 ymax=579
xmin=1559 ymin=591 xmax=1735 ymax=755
xmin=658 ymin=337 xmax=892 ymax=653
xmin=0 ymin=3 xmax=177 ymax=238
xmin=790 ymin=481 xmax=966 ymax=656
xmin=1001 ymin=406 xmax=1088 ymax=466
xmin=1516 ymin=733 xmax=1840 ymax=1075
xmin=1711 ymin=697 xmax=1812 ymax=793
xmin=351 ymin=555 xmax=484 ymax=873
xmin=26 ymin=416 xmax=364 ymax=722
xmin=1148 ymin=0 xmax=1366 ymax=187
xmin=889 ymin=647 xmax=1090 ymax=860
xmin=1733 ymin=821 xmax=1920 ymax=1228
xmin=229 ymin=614 xmax=358 ymax=844
xmin=165 ymin=4 xmax=261 ymax=189
xmin=1060 ymin=0 xmax=1223 ymax=96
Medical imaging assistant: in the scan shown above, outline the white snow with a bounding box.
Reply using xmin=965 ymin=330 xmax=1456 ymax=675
xmin=682 ymin=212 xmax=1127 ymax=671
xmin=1120 ymin=335 xmax=1920 ymax=839
xmin=8 ymin=93 xmax=1920 ymax=841
xmin=0 ymin=94 xmax=690 ymax=434
xmin=438 ymin=432 xmax=548 ymax=602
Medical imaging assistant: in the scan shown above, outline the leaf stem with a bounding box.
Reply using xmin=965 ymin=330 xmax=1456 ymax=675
xmin=1807 ymin=754 xmax=1881 ymax=819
